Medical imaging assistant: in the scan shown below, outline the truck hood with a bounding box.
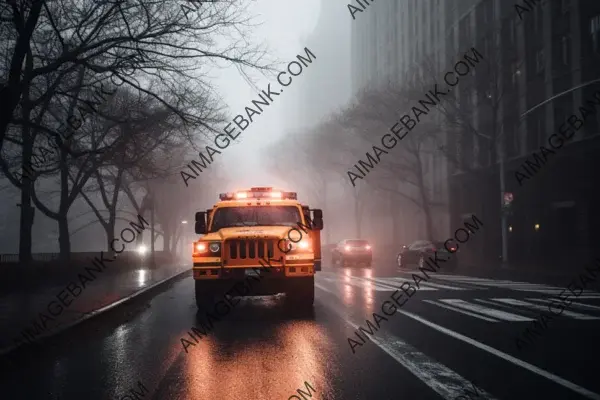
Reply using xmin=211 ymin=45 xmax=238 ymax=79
xmin=202 ymin=226 xmax=298 ymax=241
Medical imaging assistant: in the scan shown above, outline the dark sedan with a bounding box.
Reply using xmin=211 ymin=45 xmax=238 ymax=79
xmin=397 ymin=240 xmax=458 ymax=270
xmin=331 ymin=239 xmax=372 ymax=267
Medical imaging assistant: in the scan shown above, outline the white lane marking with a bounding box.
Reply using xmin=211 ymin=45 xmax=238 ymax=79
xmin=489 ymin=298 xmax=600 ymax=320
xmin=472 ymin=299 xmax=540 ymax=318
xmin=313 ymin=284 xmax=498 ymax=399
xmin=423 ymin=300 xmax=500 ymax=322
xmin=386 ymin=276 xmax=472 ymax=290
xmin=397 ymin=310 xmax=600 ymax=400
xmin=526 ymin=298 xmax=600 ymax=312
xmin=321 ymin=276 xmax=392 ymax=292
xmin=366 ymin=276 xmax=445 ymax=291
xmin=349 ymin=276 xmax=438 ymax=291
xmin=411 ymin=281 xmax=472 ymax=291
xmin=439 ymin=299 xmax=534 ymax=322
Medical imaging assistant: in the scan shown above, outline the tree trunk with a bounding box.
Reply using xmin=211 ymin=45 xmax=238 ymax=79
xmin=18 ymin=186 xmax=34 ymax=263
xmin=106 ymin=221 xmax=116 ymax=258
xmin=18 ymin=108 xmax=34 ymax=263
xmin=58 ymin=213 xmax=71 ymax=261
xmin=415 ymin=152 xmax=435 ymax=241
xmin=390 ymin=192 xmax=400 ymax=244
xmin=163 ymin=223 xmax=171 ymax=256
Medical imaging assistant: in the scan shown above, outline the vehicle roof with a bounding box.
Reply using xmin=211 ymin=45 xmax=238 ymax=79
xmin=213 ymin=199 xmax=302 ymax=208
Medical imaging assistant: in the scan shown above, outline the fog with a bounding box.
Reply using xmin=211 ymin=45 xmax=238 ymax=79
xmin=0 ymin=0 xmax=446 ymax=257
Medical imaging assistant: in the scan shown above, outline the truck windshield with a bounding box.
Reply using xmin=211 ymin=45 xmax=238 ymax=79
xmin=209 ymin=206 xmax=302 ymax=232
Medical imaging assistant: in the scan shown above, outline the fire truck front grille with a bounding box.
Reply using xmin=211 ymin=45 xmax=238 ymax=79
xmin=227 ymin=239 xmax=276 ymax=260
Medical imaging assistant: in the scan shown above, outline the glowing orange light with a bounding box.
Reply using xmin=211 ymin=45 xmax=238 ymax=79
xmin=195 ymin=242 xmax=207 ymax=252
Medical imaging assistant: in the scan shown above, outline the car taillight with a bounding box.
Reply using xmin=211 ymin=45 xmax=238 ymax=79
xmin=344 ymin=245 xmax=351 ymax=251
xmin=449 ymin=246 xmax=457 ymax=251
xmin=365 ymin=245 xmax=371 ymax=250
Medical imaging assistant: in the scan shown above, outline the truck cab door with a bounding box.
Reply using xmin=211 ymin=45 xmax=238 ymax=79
xmin=304 ymin=207 xmax=323 ymax=272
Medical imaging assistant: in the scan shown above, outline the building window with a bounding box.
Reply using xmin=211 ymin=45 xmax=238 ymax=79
xmin=592 ymin=15 xmax=600 ymax=54
xmin=535 ymin=50 xmax=545 ymax=73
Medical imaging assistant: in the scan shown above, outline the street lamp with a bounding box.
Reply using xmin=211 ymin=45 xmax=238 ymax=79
xmin=136 ymin=244 xmax=148 ymax=256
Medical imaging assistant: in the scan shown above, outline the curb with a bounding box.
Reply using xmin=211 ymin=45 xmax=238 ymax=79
xmin=0 ymin=266 xmax=190 ymax=357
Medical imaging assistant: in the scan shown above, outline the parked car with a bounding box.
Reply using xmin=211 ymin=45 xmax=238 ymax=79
xmin=331 ymin=239 xmax=372 ymax=268
xmin=397 ymin=240 xmax=458 ymax=270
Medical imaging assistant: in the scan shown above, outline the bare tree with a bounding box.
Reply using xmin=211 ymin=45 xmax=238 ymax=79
xmin=335 ymin=81 xmax=444 ymax=241
xmin=0 ymin=0 xmax=272 ymax=261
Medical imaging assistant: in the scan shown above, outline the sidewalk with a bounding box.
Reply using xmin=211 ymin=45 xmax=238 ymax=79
xmin=0 ymin=261 xmax=190 ymax=353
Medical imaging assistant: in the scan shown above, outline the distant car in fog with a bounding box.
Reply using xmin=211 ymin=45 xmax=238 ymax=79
xmin=397 ymin=240 xmax=457 ymax=270
xmin=331 ymin=239 xmax=372 ymax=268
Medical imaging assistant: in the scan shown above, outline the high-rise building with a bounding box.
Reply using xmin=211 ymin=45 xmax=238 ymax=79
xmin=286 ymin=0 xmax=351 ymax=131
xmin=349 ymin=0 xmax=481 ymax=243
xmin=446 ymin=0 xmax=600 ymax=269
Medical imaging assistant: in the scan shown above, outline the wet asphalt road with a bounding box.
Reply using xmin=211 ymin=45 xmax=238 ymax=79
xmin=2 ymin=261 xmax=600 ymax=400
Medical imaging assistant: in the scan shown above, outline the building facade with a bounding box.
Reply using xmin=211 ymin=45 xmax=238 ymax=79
xmin=349 ymin=0 xmax=479 ymax=244
xmin=286 ymin=0 xmax=351 ymax=131
xmin=446 ymin=0 xmax=600 ymax=269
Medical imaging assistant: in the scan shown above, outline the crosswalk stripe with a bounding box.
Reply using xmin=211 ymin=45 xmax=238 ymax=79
xmin=423 ymin=300 xmax=500 ymax=322
xmin=526 ymin=298 xmax=600 ymax=312
xmin=321 ymin=276 xmax=393 ymax=291
xmin=488 ymin=298 xmax=600 ymax=320
xmin=369 ymin=277 xmax=441 ymax=291
xmin=438 ymin=299 xmax=534 ymax=321
xmin=314 ymin=283 xmax=500 ymax=400
xmin=472 ymin=299 xmax=546 ymax=321
xmin=344 ymin=275 xmax=438 ymax=291
xmin=387 ymin=276 xmax=481 ymax=290
xmin=398 ymin=310 xmax=600 ymax=400
xmin=432 ymin=275 xmax=600 ymax=295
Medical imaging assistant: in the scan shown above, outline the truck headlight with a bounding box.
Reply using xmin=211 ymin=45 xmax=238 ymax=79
xmin=194 ymin=241 xmax=221 ymax=256
xmin=290 ymin=239 xmax=311 ymax=251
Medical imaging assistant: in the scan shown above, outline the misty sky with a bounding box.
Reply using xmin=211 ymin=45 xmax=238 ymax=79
xmin=0 ymin=0 xmax=350 ymax=252
xmin=212 ymin=0 xmax=321 ymax=190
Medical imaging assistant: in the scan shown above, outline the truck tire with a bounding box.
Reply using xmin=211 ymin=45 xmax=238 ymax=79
xmin=286 ymin=276 xmax=314 ymax=307
xmin=195 ymin=280 xmax=217 ymax=309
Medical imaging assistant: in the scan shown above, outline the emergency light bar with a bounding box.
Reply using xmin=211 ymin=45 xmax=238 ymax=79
xmin=219 ymin=188 xmax=297 ymax=201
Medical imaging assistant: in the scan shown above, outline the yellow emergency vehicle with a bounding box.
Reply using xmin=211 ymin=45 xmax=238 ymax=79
xmin=192 ymin=187 xmax=323 ymax=308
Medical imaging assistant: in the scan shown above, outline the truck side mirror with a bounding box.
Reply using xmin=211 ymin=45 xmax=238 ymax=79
xmin=195 ymin=211 xmax=207 ymax=234
xmin=311 ymin=209 xmax=323 ymax=230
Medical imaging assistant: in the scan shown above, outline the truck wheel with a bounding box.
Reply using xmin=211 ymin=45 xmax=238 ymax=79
xmin=195 ymin=280 xmax=217 ymax=309
xmin=286 ymin=276 xmax=314 ymax=307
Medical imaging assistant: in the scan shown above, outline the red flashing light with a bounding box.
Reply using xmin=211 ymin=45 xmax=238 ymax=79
xmin=219 ymin=188 xmax=297 ymax=201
